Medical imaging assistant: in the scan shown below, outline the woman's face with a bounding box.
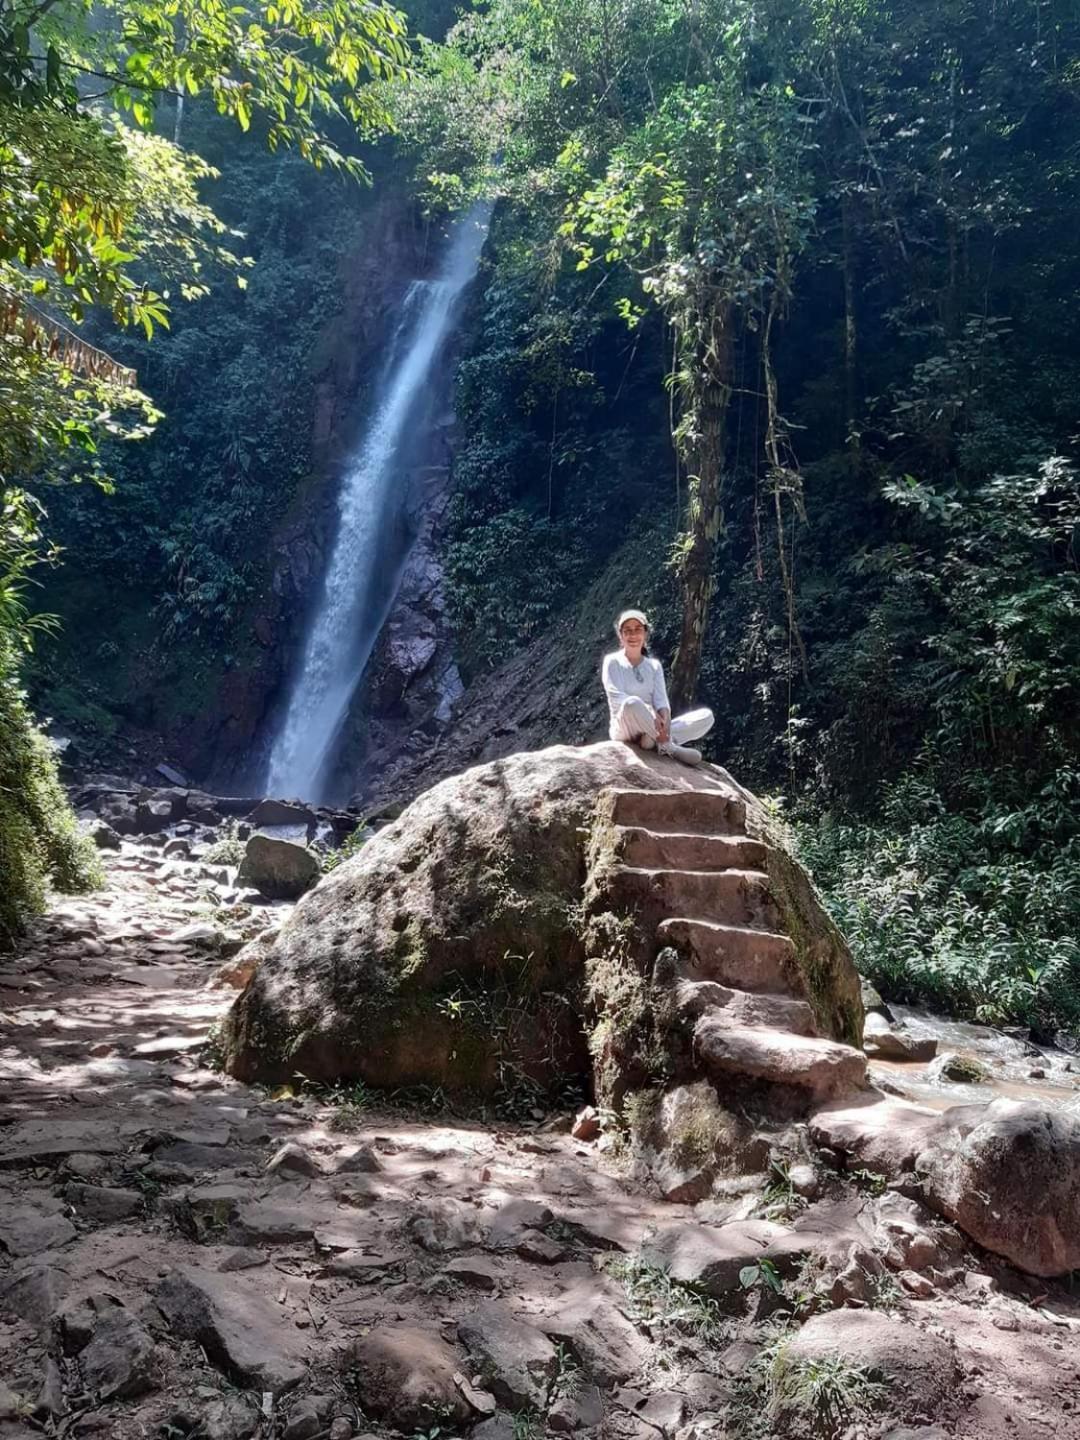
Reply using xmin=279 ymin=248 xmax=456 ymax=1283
xmin=619 ymin=620 xmax=647 ymax=654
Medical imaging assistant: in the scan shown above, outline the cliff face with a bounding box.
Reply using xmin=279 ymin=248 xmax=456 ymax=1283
xmin=350 ymin=515 xmax=674 ymax=814
xmin=328 ymin=449 xmax=468 ymax=802
xmin=191 ymin=195 xmax=440 ymax=788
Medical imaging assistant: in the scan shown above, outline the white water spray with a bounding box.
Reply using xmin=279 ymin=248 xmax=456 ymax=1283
xmin=267 ymin=203 xmax=491 ymax=802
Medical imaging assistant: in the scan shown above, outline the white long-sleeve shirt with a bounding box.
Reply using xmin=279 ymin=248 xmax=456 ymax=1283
xmin=602 ymin=650 xmax=670 ymax=733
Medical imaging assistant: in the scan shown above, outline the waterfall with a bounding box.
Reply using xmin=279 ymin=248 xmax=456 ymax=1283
xmin=266 ymin=202 xmax=491 ymax=803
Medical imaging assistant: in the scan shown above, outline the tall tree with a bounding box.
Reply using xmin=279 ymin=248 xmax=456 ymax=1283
xmin=395 ymin=0 xmax=813 ymax=705
xmin=0 ymin=0 xmax=410 ymax=939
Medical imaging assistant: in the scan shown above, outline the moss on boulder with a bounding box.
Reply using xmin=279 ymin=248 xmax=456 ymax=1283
xmin=224 ymin=743 xmax=656 ymax=1090
xmin=0 ymin=667 xmax=103 ymax=947
xmin=221 ymin=743 xmax=863 ymax=1121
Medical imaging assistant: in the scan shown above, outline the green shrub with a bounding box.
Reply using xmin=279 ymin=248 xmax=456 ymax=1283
xmin=322 ymin=823 xmax=369 ymax=873
xmin=0 ymin=668 xmax=103 ymax=947
xmin=203 ymin=821 xmax=247 ymax=866
xmin=797 ymin=768 xmax=1080 ymax=1033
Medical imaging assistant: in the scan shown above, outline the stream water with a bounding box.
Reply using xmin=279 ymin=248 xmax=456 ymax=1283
xmin=869 ymin=1002 xmax=1080 ymax=1112
xmin=266 ymin=202 xmax=492 ymax=803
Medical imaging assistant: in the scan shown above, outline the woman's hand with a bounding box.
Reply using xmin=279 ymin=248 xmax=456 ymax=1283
xmin=655 ymin=711 xmax=671 ymax=744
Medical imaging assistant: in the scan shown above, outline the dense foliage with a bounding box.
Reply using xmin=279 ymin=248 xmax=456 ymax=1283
xmin=0 ymin=0 xmax=408 ymax=937
xmin=6 ymin=0 xmax=1080 ymax=1031
xmin=403 ymin=0 xmax=1080 ymax=1030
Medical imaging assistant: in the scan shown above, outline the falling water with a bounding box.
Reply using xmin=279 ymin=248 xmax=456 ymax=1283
xmin=267 ymin=202 xmax=491 ymax=802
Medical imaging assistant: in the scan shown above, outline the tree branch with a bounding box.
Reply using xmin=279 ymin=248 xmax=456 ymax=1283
xmin=30 ymin=53 xmax=182 ymax=98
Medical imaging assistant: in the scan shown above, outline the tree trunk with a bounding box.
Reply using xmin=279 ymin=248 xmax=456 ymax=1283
xmin=841 ymin=192 xmax=859 ymax=461
xmin=671 ymin=301 xmax=733 ymax=711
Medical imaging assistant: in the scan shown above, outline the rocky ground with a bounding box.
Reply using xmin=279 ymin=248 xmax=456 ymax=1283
xmin=3 ymin=837 xmax=1080 ymax=1440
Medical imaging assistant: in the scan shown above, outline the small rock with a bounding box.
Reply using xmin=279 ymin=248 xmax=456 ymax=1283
xmin=328 ymin=1421 xmax=353 ymax=1440
xmin=444 ymin=1256 xmax=500 ymax=1291
xmin=267 ymin=1142 xmax=321 ymax=1178
xmin=454 ymin=1372 xmax=497 ymax=1416
xmin=927 ymin=1052 xmax=988 ymax=1084
xmin=323 ymin=1251 xmax=407 ymax=1281
xmin=283 ymin=1393 xmax=333 ymax=1440
xmin=639 ymin=1392 xmax=688 ymax=1436
xmin=1 ymin=1265 xmax=69 ymax=1328
xmin=899 ymin=1270 xmax=935 ymax=1299
xmin=137 ymin=798 xmax=174 ymax=830
xmin=717 ymin=1339 xmax=762 ymax=1377
xmin=79 ymin=1307 xmax=157 ymax=1398
xmin=36 ymin=1357 xmax=65 ymax=1418
xmin=787 ymin=1163 xmax=820 ymax=1199
xmin=571 ymin=1106 xmax=601 ymax=1142
xmin=860 ymin=977 xmax=893 ymax=1020
xmin=156 ymin=1265 xmax=307 ymax=1393
xmin=0 ymin=1117 xmax=127 ymax=1165
xmin=542 ymin=1278 xmax=650 ymax=1385
xmin=233 ymin=1199 xmax=322 ymax=1246
xmin=863 ymin=1013 xmax=938 ymax=1062
xmin=167 ymin=1182 xmax=246 ymax=1241
xmin=0 ymin=1206 xmax=76 ymax=1256
xmin=472 ymin=1417 xmax=516 ymax=1440
xmin=88 ymin=820 xmax=121 ymax=851
xmin=335 ymin=1144 xmax=381 ymax=1174
xmin=515 ymin=1229 xmax=565 ymax=1264
xmin=172 ymin=921 xmax=222 ymax=947
xmin=680 ymin=1372 xmax=727 ymax=1410
xmin=486 ymin=1197 xmax=553 ymax=1250
xmin=459 ymin=1302 xmax=558 ymax=1410
xmin=0 ymin=1381 xmax=28 ymax=1421
xmin=163 ymin=838 xmax=192 ymax=859
xmin=407 ymin=1200 xmax=485 ymax=1253
xmin=576 ymin=1384 xmax=605 ymax=1427
xmin=198 ymin=1393 xmax=261 ymax=1440
xmin=547 ymin=1396 xmax=579 ymax=1432
xmin=249 ymin=799 xmax=317 ymax=829
xmin=219 ymin=1249 xmax=271 ymax=1273
xmin=778 ymin=1310 xmax=958 ymax=1418
xmin=58 ymin=1293 xmax=123 ymax=1354
xmin=65 ymin=1183 xmax=142 ymax=1223
xmin=65 ymin=1152 xmax=108 ymax=1179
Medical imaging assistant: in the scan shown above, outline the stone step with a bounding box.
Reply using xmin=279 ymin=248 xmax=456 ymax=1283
xmin=674 ymin=978 xmax=819 ymax=1036
xmin=609 ymin=789 xmax=746 ymax=836
xmin=695 ymin=1017 xmax=867 ymax=1100
xmin=608 ymin=867 xmax=780 ymax=931
xmin=658 ymin=917 xmax=800 ymax=995
xmin=615 ymin=827 xmax=767 ymax=873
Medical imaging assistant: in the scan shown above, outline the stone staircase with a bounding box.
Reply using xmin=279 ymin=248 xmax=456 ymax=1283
xmin=605 ymin=786 xmax=867 ymax=1103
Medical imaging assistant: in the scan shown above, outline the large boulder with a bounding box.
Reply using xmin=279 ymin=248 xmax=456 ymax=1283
xmin=772 ymin=1310 xmax=959 ymax=1434
xmin=221 ymin=743 xmax=862 ymax=1124
xmin=914 ymin=1099 xmax=1080 ymax=1277
xmin=236 ymin=834 xmax=320 ymax=900
xmin=813 ymin=1094 xmax=1080 ymax=1277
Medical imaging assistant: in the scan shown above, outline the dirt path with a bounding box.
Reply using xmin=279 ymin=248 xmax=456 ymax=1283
xmin=2 ymin=843 xmax=1080 ymax=1440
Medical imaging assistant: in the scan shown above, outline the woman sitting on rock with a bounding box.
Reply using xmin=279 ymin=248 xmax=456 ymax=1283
xmin=602 ymin=609 xmax=714 ymax=767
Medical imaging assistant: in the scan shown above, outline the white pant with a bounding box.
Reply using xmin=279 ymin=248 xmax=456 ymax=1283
xmin=611 ymin=697 xmax=714 ymax=745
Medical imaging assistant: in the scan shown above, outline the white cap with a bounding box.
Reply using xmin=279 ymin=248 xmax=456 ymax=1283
xmin=615 ymin=609 xmax=649 ymax=634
